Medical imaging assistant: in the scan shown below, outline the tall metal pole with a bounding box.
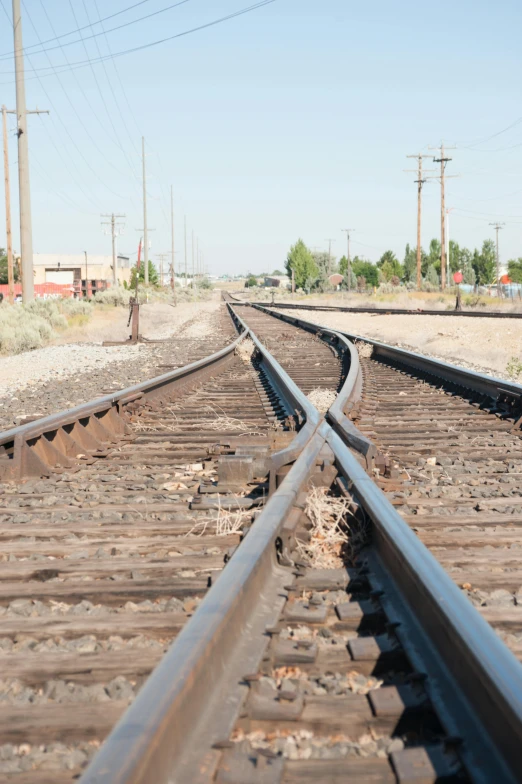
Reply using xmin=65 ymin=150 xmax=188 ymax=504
xmin=12 ymin=0 xmax=33 ymax=302
xmin=2 ymin=105 xmax=14 ymax=303
xmin=142 ymin=137 xmax=148 ymax=285
xmin=170 ymin=186 xmax=176 ymax=301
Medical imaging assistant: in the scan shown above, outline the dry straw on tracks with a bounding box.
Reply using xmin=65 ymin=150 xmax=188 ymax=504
xmin=354 ymin=340 xmax=373 ymax=359
xmin=188 ymin=499 xmax=253 ymax=537
xmin=297 ymin=487 xmax=368 ymax=568
xmin=306 ymin=388 xmax=337 ymax=414
xmin=133 ymin=404 xmax=267 ymax=437
xmin=235 ymin=337 xmax=256 ymax=363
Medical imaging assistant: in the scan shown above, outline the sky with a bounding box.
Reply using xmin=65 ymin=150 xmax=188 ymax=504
xmin=0 ymin=0 xmax=521 ymax=277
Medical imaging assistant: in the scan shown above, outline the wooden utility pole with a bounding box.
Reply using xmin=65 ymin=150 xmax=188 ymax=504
xmin=341 ymin=229 xmax=354 ymax=291
xmin=11 ymin=0 xmax=49 ymax=302
xmin=2 ymin=105 xmax=14 ymax=303
xmin=405 ymin=154 xmax=436 ymax=290
xmin=84 ymin=250 xmax=88 ymax=298
xmin=184 ymin=215 xmax=187 ymax=287
xmin=191 ymin=230 xmax=195 ymax=291
xmin=101 ymin=213 xmax=125 ymax=285
xmin=430 ymin=143 xmax=457 ymax=290
xmin=489 ymin=222 xmax=505 ymax=298
xmin=170 ymin=185 xmax=176 ymax=302
xmin=141 ymin=137 xmax=149 ymax=284
xmin=156 ymin=253 xmax=169 ymax=287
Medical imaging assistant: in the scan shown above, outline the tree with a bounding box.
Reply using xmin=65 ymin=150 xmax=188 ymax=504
xmin=460 ymin=248 xmax=476 ymax=285
xmin=245 ymin=275 xmax=258 ymax=288
xmin=403 ymin=244 xmax=417 ymax=283
xmin=426 ymin=238 xmax=441 ymax=275
xmin=285 ymin=239 xmax=318 ymax=289
xmin=271 ymin=269 xmax=283 ymax=275
xmin=508 ymin=258 xmax=522 ymax=284
xmin=472 ymin=239 xmax=496 ymax=284
xmin=351 ymin=257 xmax=379 ymax=287
xmin=0 ymin=248 xmax=19 ymax=286
xmin=130 ymin=260 xmax=159 ymax=288
xmin=377 ymin=250 xmax=403 ymax=282
xmin=426 ymin=265 xmax=439 ymax=286
xmin=338 ymin=256 xmax=357 ymax=288
xmin=312 ymin=251 xmax=337 ymax=280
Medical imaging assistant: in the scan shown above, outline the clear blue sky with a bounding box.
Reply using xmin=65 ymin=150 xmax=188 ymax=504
xmin=0 ymin=0 xmax=521 ymax=276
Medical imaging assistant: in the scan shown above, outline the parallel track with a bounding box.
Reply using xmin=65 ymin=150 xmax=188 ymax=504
xmin=1 ymin=299 xmax=522 ymax=783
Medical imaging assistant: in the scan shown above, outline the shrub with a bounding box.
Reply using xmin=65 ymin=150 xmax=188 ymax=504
xmin=94 ymin=288 xmax=131 ymax=307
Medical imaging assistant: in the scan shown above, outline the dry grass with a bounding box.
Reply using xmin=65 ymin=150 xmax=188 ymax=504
xmin=297 ymin=487 xmax=368 ymax=568
xmin=235 ymin=337 xmax=256 ymax=363
xmin=306 ymin=388 xmax=337 ymax=413
xmin=354 ymin=340 xmax=373 ymax=359
xmin=188 ymin=500 xmax=253 ymax=537
xmin=133 ymin=404 xmax=267 ymax=437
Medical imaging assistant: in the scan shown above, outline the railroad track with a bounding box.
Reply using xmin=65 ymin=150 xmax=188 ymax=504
xmin=250 ymin=298 xmax=522 ymax=319
xmin=1 ymin=298 xmax=522 ymax=783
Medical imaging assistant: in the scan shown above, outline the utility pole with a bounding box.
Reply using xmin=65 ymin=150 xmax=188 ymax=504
xmin=325 ymin=239 xmax=335 ymax=275
xmin=2 ymin=106 xmax=14 ymax=303
xmin=142 ymin=137 xmax=149 ymax=284
xmin=490 ymin=222 xmax=505 ymax=298
xmin=170 ymin=185 xmax=176 ymax=302
xmin=11 ymin=0 xmax=49 ymax=303
xmin=101 ymin=213 xmax=125 ymax=285
xmin=156 ymin=253 xmax=169 ymax=287
xmin=429 ymin=143 xmax=457 ymax=290
xmin=184 ymin=216 xmax=187 ymax=287
xmin=446 ymin=207 xmax=455 ymax=285
xmin=341 ymin=229 xmax=354 ymax=291
xmin=405 ymin=154 xmax=436 ymax=290
xmin=192 ymin=230 xmax=195 ymax=291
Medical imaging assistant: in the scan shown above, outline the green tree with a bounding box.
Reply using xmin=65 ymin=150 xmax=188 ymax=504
xmin=285 ymin=239 xmax=318 ymax=289
xmin=338 ymin=256 xmax=357 ymax=288
xmin=0 ymin=248 xmax=20 ymax=286
xmin=472 ymin=239 xmax=496 ymax=284
xmin=271 ymin=269 xmax=283 ymax=275
xmin=130 ymin=260 xmax=159 ymax=288
xmin=426 ymin=265 xmax=439 ymax=286
xmin=351 ymin=257 xmax=379 ymax=287
xmin=403 ymin=244 xmax=417 ymax=283
xmin=377 ymin=250 xmax=403 ymax=281
xmin=460 ymin=248 xmax=476 ymax=285
xmin=312 ymin=251 xmax=337 ymax=280
xmin=245 ymin=274 xmax=258 ymax=288
xmin=426 ymin=238 xmax=441 ymax=275
xmin=508 ymin=259 xmax=522 ymax=284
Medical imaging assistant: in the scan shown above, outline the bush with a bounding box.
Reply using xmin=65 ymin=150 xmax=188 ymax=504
xmin=0 ymin=304 xmax=55 ymax=354
xmin=94 ymin=288 xmax=131 ymax=307
xmin=25 ymin=299 xmax=67 ymax=329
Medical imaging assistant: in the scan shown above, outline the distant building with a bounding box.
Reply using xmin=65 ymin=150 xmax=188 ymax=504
xmin=263 ymin=275 xmax=290 ymax=288
xmin=32 ymin=253 xmax=131 ymax=296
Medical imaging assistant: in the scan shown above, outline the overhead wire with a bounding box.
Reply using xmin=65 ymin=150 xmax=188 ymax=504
xmin=0 ymin=0 xmax=278 ymax=81
xmin=0 ymin=0 xmax=195 ymax=62
xmin=0 ymin=0 xmax=104 ymax=210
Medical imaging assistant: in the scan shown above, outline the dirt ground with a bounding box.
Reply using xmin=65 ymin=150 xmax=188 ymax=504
xmin=277 ymin=307 xmax=522 ymax=381
xmin=52 ymin=298 xmax=220 ymax=345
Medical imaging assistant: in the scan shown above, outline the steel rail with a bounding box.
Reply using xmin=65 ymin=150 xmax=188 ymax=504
xmin=0 ymin=329 xmax=250 ymax=481
xmin=80 ymin=325 xmax=327 ymax=784
xmin=247 ymin=302 xmax=522 ymax=410
xmin=81 ymin=302 xmax=522 ymax=783
xmin=254 ymin=298 xmax=522 ymax=319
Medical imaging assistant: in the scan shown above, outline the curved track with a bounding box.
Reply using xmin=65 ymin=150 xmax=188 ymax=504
xmin=1 ymin=298 xmax=522 ymax=783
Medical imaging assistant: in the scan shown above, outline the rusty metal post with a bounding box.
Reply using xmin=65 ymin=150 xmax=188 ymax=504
xmin=131 ymin=302 xmax=140 ymax=342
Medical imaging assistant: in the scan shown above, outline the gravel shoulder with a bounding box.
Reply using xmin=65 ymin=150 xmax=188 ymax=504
xmin=276 ymin=308 xmax=522 ymax=382
xmin=0 ymin=300 xmax=233 ymax=430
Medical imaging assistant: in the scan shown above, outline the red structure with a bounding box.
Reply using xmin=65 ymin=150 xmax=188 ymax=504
xmin=0 ymin=282 xmax=75 ymax=299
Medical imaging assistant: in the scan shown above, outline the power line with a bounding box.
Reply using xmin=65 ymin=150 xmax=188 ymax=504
xmin=0 ymin=0 xmax=194 ymax=62
xmin=0 ymin=0 xmax=154 ymax=57
xmin=0 ymin=1 xmax=278 ymax=81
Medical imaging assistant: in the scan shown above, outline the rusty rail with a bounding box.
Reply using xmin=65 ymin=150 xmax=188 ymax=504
xmin=79 ymin=309 xmax=522 ymax=783
xmin=254 ymin=298 xmax=522 ymax=319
